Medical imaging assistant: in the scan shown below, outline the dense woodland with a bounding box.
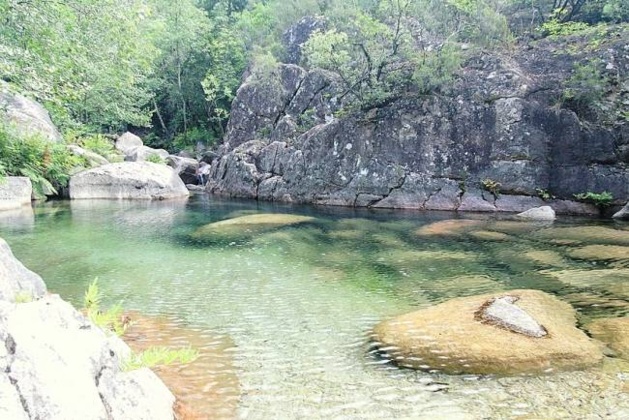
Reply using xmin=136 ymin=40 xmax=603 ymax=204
xmin=0 ymin=0 xmax=628 ymax=194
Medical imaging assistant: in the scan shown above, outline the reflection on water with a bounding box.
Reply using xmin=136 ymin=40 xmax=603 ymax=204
xmin=3 ymin=197 xmax=629 ymax=418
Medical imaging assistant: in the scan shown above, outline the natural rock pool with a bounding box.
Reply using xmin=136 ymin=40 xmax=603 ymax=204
xmin=2 ymin=196 xmax=629 ymax=419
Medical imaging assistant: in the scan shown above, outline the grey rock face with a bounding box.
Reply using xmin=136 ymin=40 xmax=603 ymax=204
xmin=115 ymin=132 xmax=143 ymax=154
xmin=0 ymin=237 xmax=46 ymax=302
xmin=0 ymin=240 xmax=176 ymax=420
xmin=208 ymin=37 xmax=629 ymax=214
xmin=69 ymin=162 xmax=189 ymax=200
xmin=166 ymin=155 xmax=199 ymax=185
xmin=613 ymin=202 xmax=629 ymax=220
xmin=477 ymin=295 xmax=548 ymax=338
xmin=0 ymin=177 xmax=32 ymax=211
xmin=282 ymin=16 xmax=327 ymax=65
xmin=0 ymin=82 xmax=62 ymax=142
xmin=516 ymin=205 xmax=556 ymax=221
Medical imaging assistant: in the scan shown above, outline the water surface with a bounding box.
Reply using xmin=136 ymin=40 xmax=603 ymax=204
xmin=2 ymin=196 xmax=629 ymax=419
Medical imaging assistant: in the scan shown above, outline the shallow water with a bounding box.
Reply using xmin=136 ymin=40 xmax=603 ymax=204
xmin=3 ymin=196 xmax=629 ymax=419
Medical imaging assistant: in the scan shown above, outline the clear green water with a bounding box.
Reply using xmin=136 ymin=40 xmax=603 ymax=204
xmin=2 ymin=196 xmax=629 ymax=419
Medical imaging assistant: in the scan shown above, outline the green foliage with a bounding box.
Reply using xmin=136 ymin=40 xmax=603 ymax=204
xmin=83 ymin=278 xmax=128 ymax=336
xmin=481 ymin=178 xmax=501 ymax=196
xmin=14 ymin=291 xmax=34 ymax=303
xmin=562 ymin=59 xmax=607 ymax=118
xmin=172 ymin=127 xmax=217 ymax=152
xmin=0 ymin=0 xmax=158 ymax=131
xmin=0 ymin=123 xmax=85 ymax=198
xmin=536 ymin=188 xmax=555 ymax=200
xmin=123 ymin=346 xmax=199 ymax=371
xmin=76 ymin=134 xmax=116 ymax=158
xmin=541 ymin=19 xmax=591 ymax=36
xmin=145 ymin=154 xmax=166 ymax=164
xmin=573 ymin=191 xmax=614 ymax=207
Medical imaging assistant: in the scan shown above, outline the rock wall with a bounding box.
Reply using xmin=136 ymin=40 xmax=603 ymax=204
xmin=0 ymin=238 xmax=176 ymax=419
xmin=207 ymin=33 xmax=629 ymax=214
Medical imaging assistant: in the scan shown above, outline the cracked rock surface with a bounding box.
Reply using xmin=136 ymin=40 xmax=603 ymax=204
xmin=206 ymin=32 xmax=629 ymax=214
xmin=0 ymin=238 xmax=176 ymax=420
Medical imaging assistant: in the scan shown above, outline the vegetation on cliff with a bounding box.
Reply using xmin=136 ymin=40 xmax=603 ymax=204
xmin=0 ymin=0 xmax=626 ymax=150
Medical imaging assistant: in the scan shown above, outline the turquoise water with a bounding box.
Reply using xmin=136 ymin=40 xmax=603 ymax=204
xmin=2 ymin=196 xmax=629 ymax=419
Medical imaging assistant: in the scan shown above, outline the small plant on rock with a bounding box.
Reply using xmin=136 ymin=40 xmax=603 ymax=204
xmin=536 ymin=188 xmax=555 ymax=201
xmin=573 ymin=191 xmax=614 ymax=207
xmin=83 ymin=278 xmax=128 ymax=336
xmin=146 ymin=154 xmax=165 ymax=164
xmin=123 ymin=346 xmax=199 ymax=371
xmin=481 ymin=178 xmax=501 ymax=197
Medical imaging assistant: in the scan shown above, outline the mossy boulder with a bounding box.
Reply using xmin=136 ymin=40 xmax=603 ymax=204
xmin=372 ymin=289 xmax=603 ymax=375
xmin=191 ymin=213 xmax=315 ymax=242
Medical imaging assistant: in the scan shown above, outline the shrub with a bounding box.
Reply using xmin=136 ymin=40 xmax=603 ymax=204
xmin=83 ymin=278 xmax=128 ymax=336
xmin=481 ymin=178 xmax=501 ymax=196
xmin=146 ymin=154 xmax=165 ymax=164
xmin=573 ymin=191 xmax=614 ymax=207
xmin=0 ymin=123 xmax=86 ymax=198
xmin=79 ymin=134 xmax=116 ymax=158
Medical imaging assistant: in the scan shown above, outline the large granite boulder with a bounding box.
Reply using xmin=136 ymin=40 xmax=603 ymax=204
xmin=0 ymin=237 xmax=46 ymax=302
xmin=0 ymin=177 xmax=32 ymax=211
xmin=516 ymin=205 xmax=556 ymax=221
xmin=125 ymin=146 xmax=169 ymax=163
xmin=115 ymin=132 xmax=143 ymax=154
xmin=0 ymin=82 xmax=62 ymax=142
xmin=0 ymin=295 xmax=175 ymax=420
xmin=69 ymin=162 xmax=189 ymax=200
xmin=0 ymin=239 xmax=176 ymax=420
xmin=372 ymin=289 xmax=603 ymax=375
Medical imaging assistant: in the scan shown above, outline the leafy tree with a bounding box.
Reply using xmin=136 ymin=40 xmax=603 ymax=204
xmin=0 ymin=0 xmax=158 ymax=131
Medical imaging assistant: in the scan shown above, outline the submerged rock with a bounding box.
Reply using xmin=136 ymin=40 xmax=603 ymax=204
xmin=567 ymin=244 xmax=629 ymax=263
xmin=533 ymin=226 xmax=629 ymax=246
xmin=372 ymin=289 xmax=603 ymax=375
xmin=586 ymin=317 xmax=629 ymax=358
xmin=69 ymin=162 xmax=189 ymax=200
xmin=516 ymin=205 xmax=556 ymax=221
xmin=191 ymin=213 xmax=315 ymax=242
xmin=416 ymin=219 xmax=485 ymax=237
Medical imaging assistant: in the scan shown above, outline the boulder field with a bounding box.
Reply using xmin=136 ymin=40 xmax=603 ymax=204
xmin=372 ymin=289 xmax=604 ymax=375
xmin=0 ymin=237 xmax=176 ymax=419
